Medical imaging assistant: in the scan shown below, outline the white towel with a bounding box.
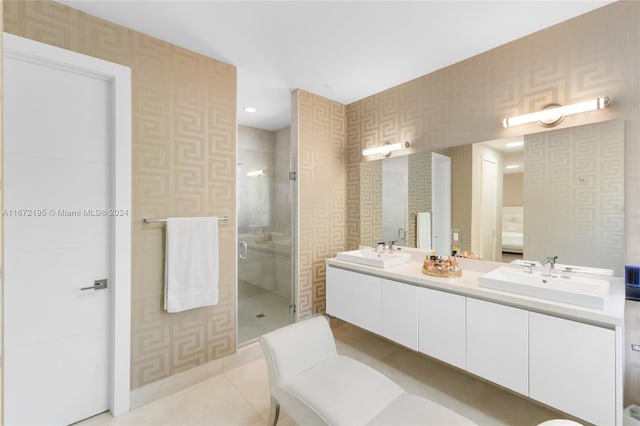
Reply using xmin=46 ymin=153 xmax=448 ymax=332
xmin=416 ymin=212 xmax=432 ymax=250
xmin=164 ymin=217 xmax=219 ymax=313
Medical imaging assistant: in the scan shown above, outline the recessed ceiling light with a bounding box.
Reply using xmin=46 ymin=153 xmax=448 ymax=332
xmin=505 ymin=164 xmax=519 ymax=169
xmin=244 ymin=107 xmax=257 ymax=113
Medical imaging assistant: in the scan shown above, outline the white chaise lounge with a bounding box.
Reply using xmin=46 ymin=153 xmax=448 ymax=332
xmin=259 ymin=315 xmax=477 ymax=426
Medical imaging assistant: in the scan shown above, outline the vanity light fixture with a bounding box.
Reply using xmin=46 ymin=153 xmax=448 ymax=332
xmin=247 ymin=169 xmax=265 ymax=177
xmin=362 ymin=141 xmax=410 ymax=157
xmin=505 ymin=141 xmax=524 ymax=148
xmin=244 ymin=107 xmax=257 ymax=113
xmin=505 ymin=164 xmax=519 ymax=170
xmin=501 ymin=96 xmax=610 ymax=128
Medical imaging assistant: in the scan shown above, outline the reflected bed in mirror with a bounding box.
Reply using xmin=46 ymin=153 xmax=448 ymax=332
xmin=358 ymin=119 xmax=625 ymax=276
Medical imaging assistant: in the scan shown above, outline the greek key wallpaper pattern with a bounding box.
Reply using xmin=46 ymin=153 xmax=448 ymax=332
xmin=358 ymin=161 xmax=381 ymax=248
xmin=4 ymin=0 xmax=237 ymax=388
xmin=524 ymin=120 xmax=625 ymax=276
xmin=407 ymin=152 xmax=431 ymax=248
xmin=296 ymin=90 xmax=346 ymax=318
xmin=340 ymin=2 xmax=640 ymax=402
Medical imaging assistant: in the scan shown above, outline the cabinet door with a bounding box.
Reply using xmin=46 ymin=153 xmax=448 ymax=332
xmin=529 ymin=312 xmax=615 ymax=426
xmin=382 ymin=279 xmax=418 ymax=350
xmin=418 ymin=288 xmax=465 ymax=369
xmin=466 ymin=298 xmax=528 ymax=395
xmin=325 ymin=266 xmax=353 ymax=323
xmin=352 ymin=273 xmax=382 ymax=334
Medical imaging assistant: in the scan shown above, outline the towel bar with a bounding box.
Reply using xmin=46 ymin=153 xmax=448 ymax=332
xmin=143 ymin=216 xmax=230 ymax=223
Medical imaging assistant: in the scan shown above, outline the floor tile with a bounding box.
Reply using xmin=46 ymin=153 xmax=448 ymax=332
xmin=76 ymin=321 xmax=582 ymax=426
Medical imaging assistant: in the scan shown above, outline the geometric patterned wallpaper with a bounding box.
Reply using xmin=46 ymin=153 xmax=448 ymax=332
xmin=4 ymin=0 xmax=237 ymax=389
xmin=346 ymin=1 xmax=638 ymax=265
xmin=295 ymin=90 xmax=346 ymax=318
xmin=341 ymin=1 xmax=640 ymax=403
xmin=524 ymin=120 xmax=625 ymax=276
xmin=407 ymin=151 xmax=432 ymax=248
xmin=358 ymin=160 xmax=381 ymax=248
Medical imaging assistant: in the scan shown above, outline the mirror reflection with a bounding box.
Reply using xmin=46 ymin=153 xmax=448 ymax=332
xmin=360 ymin=120 xmax=625 ymax=275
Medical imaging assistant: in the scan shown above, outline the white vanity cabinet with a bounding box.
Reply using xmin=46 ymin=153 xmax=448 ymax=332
xmin=381 ymin=279 xmax=418 ymax=350
xmin=466 ymin=298 xmax=529 ymax=395
xmin=418 ymin=287 xmax=466 ymax=369
xmin=326 ymin=266 xmax=382 ymax=333
xmin=326 ymin=266 xmax=354 ymax=323
xmin=325 ymin=261 xmax=623 ymax=425
xmin=529 ymin=312 xmax=616 ymax=426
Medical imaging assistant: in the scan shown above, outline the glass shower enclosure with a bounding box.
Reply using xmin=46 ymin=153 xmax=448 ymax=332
xmin=237 ymin=126 xmax=295 ymax=344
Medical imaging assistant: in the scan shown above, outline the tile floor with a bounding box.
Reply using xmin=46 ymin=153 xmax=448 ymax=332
xmin=238 ymin=281 xmax=294 ymax=344
xmin=80 ymin=320 xmax=578 ymax=426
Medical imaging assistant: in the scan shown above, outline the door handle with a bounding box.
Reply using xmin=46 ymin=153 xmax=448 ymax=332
xmin=239 ymin=241 xmax=248 ymax=260
xmin=80 ymin=279 xmax=108 ymax=291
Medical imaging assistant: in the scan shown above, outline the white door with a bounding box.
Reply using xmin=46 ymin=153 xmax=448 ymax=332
xmin=4 ymin=41 xmax=114 ymax=424
xmin=480 ymin=157 xmax=497 ymax=261
xmin=431 ymin=153 xmax=451 ymax=256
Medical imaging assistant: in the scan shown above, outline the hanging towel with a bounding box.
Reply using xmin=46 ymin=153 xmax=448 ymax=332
xmin=164 ymin=217 xmax=219 ymax=313
xmin=416 ymin=212 xmax=432 ymax=250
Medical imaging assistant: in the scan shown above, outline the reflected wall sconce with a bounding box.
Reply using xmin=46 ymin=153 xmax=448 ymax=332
xmin=247 ymin=169 xmax=265 ymax=177
xmin=362 ymin=141 xmax=410 ymax=157
xmin=501 ymin=96 xmax=610 ymax=128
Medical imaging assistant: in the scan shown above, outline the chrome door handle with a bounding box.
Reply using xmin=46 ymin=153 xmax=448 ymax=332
xmin=239 ymin=241 xmax=248 ymax=260
xmin=80 ymin=279 xmax=108 ymax=291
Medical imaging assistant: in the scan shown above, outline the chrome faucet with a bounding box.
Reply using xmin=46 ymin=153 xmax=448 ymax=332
xmin=541 ymin=256 xmax=558 ymax=276
xmin=388 ymin=240 xmax=397 ymax=252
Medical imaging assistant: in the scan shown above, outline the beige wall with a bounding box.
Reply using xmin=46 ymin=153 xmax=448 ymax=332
xmin=524 ymin=120 xmax=625 ymax=276
xmin=294 ymin=90 xmax=346 ymax=318
xmin=341 ymin=1 xmax=640 ymax=404
xmin=1 ymin=1 xmax=4 ymax=419
xmin=450 ymin=145 xmax=473 ymax=252
xmin=503 ymin=173 xmax=524 ymax=207
xmin=359 ymin=161 xmax=382 ymax=248
xmin=4 ymin=0 xmax=237 ymax=389
xmin=407 ymin=152 xmax=431 ymax=248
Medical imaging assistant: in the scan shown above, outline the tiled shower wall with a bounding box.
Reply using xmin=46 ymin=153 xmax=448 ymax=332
xmin=4 ymin=0 xmax=237 ymax=389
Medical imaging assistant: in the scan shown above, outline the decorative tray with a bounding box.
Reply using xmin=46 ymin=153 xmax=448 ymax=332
xmin=422 ymin=256 xmax=462 ymax=278
xmin=421 ymin=268 xmax=462 ymax=278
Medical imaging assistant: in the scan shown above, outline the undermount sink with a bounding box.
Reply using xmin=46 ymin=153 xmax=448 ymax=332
xmin=479 ymin=266 xmax=610 ymax=309
xmin=336 ymin=248 xmax=411 ymax=268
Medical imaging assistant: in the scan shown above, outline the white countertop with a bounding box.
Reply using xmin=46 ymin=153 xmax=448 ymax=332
xmin=326 ymin=255 xmax=625 ymax=327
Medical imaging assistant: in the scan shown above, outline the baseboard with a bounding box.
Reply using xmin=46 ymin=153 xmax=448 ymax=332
xmin=129 ymin=342 xmax=263 ymax=410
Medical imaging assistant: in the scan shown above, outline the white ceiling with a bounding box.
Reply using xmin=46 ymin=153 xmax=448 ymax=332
xmin=57 ymin=0 xmax=613 ymax=131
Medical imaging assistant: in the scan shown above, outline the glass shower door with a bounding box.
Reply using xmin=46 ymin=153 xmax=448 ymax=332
xmin=237 ymin=126 xmax=295 ymax=345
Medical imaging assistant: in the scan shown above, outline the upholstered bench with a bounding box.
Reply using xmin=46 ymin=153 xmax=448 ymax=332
xmin=260 ymin=316 xmax=477 ymax=425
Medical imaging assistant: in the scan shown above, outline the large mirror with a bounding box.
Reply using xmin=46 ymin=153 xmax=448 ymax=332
xmin=359 ymin=119 xmax=625 ymax=276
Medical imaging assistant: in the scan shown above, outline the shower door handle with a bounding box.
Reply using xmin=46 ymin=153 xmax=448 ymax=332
xmin=239 ymin=241 xmax=248 ymax=260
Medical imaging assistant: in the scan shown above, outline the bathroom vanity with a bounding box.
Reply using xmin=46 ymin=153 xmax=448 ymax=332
xmin=325 ymin=251 xmax=625 ymax=426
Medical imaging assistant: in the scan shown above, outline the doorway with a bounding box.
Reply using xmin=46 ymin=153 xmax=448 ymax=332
xmin=2 ymin=34 xmax=131 ymax=423
xmin=237 ymin=126 xmax=295 ymax=344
